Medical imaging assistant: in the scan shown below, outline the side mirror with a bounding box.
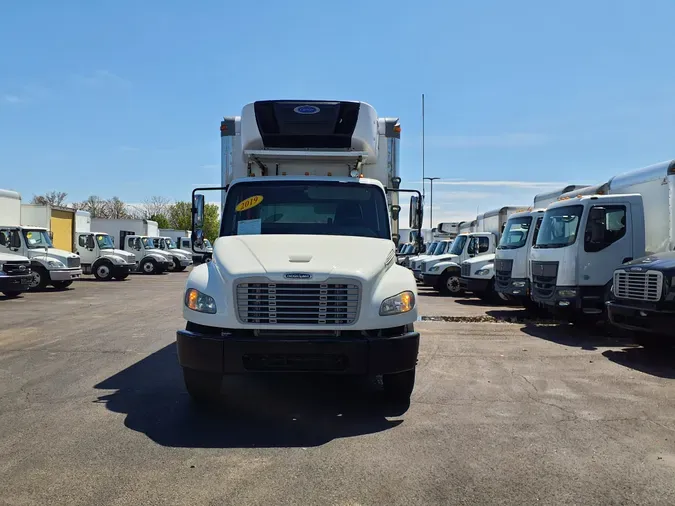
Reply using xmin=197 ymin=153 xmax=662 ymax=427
xmin=193 ymin=194 xmax=205 ymax=229
xmin=9 ymin=230 xmax=21 ymax=249
xmin=49 ymin=231 xmax=54 ymax=240
xmin=391 ymin=205 xmax=401 ymax=221
xmin=409 ymin=196 xmax=423 ymax=229
xmin=192 ymin=229 xmax=205 ymax=249
xmin=86 ymin=236 xmax=95 ymax=249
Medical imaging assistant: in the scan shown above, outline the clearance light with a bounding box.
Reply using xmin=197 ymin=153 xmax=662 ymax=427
xmin=305 ymin=172 xmax=310 ymax=176
xmin=358 ymin=174 xmax=364 ymax=178
xmin=327 ymin=172 xmax=332 ymax=176
xmin=394 ymin=125 xmax=401 ymax=133
xmin=282 ymin=172 xmax=287 ymax=176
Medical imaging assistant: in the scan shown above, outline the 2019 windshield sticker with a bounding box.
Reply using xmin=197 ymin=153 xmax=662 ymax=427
xmin=235 ymin=195 xmax=264 ymax=212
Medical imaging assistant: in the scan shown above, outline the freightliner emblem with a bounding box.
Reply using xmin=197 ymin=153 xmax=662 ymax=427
xmin=284 ymin=273 xmax=313 ymax=280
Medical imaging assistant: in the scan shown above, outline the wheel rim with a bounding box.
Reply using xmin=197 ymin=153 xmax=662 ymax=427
xmin=169 ymin=259 xmax=176 ymax=269
xmin=97 ymin=265 xmax=110 ymax=278
xmin=29 ymin=271 xmax=41 ymax=288
xmin=447 ymin=276 xmax=461 ymax=293
xmin=143 ymin=262 xmax=154 ymax=273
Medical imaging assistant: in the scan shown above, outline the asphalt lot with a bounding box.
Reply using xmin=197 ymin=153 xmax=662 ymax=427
xmin=1 ymin=273 xmax=674 ymax=505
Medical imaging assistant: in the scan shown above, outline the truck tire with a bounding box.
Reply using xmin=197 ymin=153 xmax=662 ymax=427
xmin=478 ymin=279 xmax=498 ymax=302
xmin=169 ymin=257 xmax=181 ymax=272
xmin=140 ymin=258 xmax=157 ymax=275
xmin=114 ymin=272 xmax=129 ymax=281
xmin=439 ymin=270 xmax=463 ymax=296
xmin=52 ymin=281 xmax=73 ymax=290
xmin=29 ymin=266 xmax=49 ymax=290
xmin=2 ymin=291 xmax=21 ymax=298
xmin=182 ymin=367 xmax=222 ymax=403
xmin=93 ymin=261 xmax=114 ymax=281
xmin=383 ymin=368 xmax=415 ymax=401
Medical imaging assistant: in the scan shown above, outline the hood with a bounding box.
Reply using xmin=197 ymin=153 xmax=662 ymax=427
xmin=621 ymin=251 xmax=675 ymax=271
xmin=431 ymin=253 xmax=459 ymax=263
xmin=145 ymin=248 xmax=171 ymax=259
xmin=172 ymin=248 xmax=194 ymax=257
xmin=0 ymin=252 xmax=30 ymax=263
xmin=28 ymin=247 xmax=79 ymax=265
xmin=102 ymin=249 xmax=136 ymax=262
xmin=464 ymin=253 xmax=496 ymax=266
xmin=213 ymin=235 xmax=395 ymax=282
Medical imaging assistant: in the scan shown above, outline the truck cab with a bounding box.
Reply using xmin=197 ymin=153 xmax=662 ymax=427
xmin=177 ymin=236 xmax=213 ymax=263
xmin=494 ymin=209 xmax=545 ymax=304
xmin=177 ymin=99 xmax=422 ymax=405
xmin=411 ymin=239 xmax=452 ymax=281
xmin=74 ymin=232 xmax=136 ymax=281
xmin=0 ymin=249 xmax=32 ymax=298
xmin=121 ymin=235 xmax=172 ymax=274
xmin=530 ymin=194 xmax=644 ymax=318
xmin=0 ymin=226 xmax=82 ymax=290
xmin=149 ymin=237 xmax=193 ymax=271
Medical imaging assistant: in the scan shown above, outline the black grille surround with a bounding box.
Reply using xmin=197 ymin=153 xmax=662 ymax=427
xmin=495 ymin=258 xmax=514 ymax=290
xmin=461 ymin=263 xmax=471 ymax=278
xmin=235 ymin=278 xmax=361 ymax=326
xmin=531 ymin=261 xmax=559 ymax=300
xmin=2 ymin=261 xmax=31 ymax=276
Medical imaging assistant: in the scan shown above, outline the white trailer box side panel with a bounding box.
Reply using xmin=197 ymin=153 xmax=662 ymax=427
xmin=20 ymin=204 xmax=51 ymax=229
xmin=75 ymin=210 xmax=91 ymax=233
xmin=608 ymin=160 xmax=674 ymax=254
xmin=533 ymin=185 xmax=589 ymax=209
xmin=159 ymin=229 xmax=190 ymax=242
xmin=146 ymin=220 xmax=159 ymax=237
xmin=0 ymin=189 xmax=22 ymax=226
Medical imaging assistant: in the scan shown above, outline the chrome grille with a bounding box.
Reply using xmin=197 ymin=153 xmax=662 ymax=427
xmin=236 ymin=281 xmax=360 ymax=325
xmin=495 ymin=258 xmax=513 ymax=289
xmin=614 ymin=270 xmax=663 ymax=302
xmin=461 ymin=263 xmax=470 ymax=277
xmin=67 ymin=257 xmax=81 ymax=268
xmin=531 ymin=261 xmax=558 ymax=299
xmin=2 ymin=261 xmax=31 ymax=276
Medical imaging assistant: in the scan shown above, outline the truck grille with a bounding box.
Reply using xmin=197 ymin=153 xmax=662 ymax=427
xmin=236 ymin=280 xmax=360 ymax=325
xmin=2 ymin=261 xmax=31 ymax=276
xmin=495 ymin=258 xmax=513 ymax=289
xmin=613 ymin=270 xmax=663 ymax=302
xmin=67 ymin=257 xmax=80 ymax=268
xmin=461 ymin=263 xmax=470 ymax=277
xmin=531 ymin=261 xmax=558 ymax=299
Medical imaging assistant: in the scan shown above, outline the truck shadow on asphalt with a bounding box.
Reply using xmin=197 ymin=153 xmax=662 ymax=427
xmin=94 ymin=344 xmax=406 ymax=448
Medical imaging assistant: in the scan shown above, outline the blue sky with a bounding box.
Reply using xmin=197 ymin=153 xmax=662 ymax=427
xmin=2 ymin=0 xmax=674 ymax=222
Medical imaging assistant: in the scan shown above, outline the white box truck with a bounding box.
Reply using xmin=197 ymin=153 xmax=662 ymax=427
xmin=179 ymin=99 xmax=423 ymax=404
xmin=530 ymin=160 xmax=674 ymax=323
xmin=73 ymin=211 xmax=136 ymax=281
xmin=0 ymin=189 xmax=82 ymax=290
xmin=91 ymin=218 xmax=173 ymax=274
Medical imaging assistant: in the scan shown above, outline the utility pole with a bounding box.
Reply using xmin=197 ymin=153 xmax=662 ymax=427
xmin=422 ymin=93 xmax=425 ymax=200
xmin=424 ymin=176 xmax=440 ymax=229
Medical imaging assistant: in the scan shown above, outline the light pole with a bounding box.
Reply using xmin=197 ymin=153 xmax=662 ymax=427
xmin=423 ymin=177 xmax=440 ymax=229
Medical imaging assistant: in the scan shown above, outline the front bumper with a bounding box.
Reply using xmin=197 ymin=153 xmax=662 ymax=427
xmin=531 ymin=285 xmax=582 ymax=310
xmin=607 ymin=301 xmax=674 ymax=336
xmin=495 ymin=278 xmax=530 ymax=297
xmin=0 ymin=273 xmax=33 ymax=292
xmin=176 ymin=327 xmax=420 ymax=375
xmin=49 ymin=268 xmax=82 ymax=281
xmin=113 ymin=264 xmax=133 ymax=275
xmin=412 ymin=269 xmax=423 ymax=281
xmin=423 ymin=273 xmax=441 ymax=287
xmin=179 ymin=258 xmax=192 ymax=267
xmin=460 ymin=277 xmax=491 ymax=293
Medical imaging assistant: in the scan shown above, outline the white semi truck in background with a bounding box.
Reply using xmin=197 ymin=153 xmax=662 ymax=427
xmin=0 ymin=189 xmax=82 ymax=290
xmin=179 ymin=99 xmax=423 ymax=404
xmin=160 ymin=228 xmax=214 ymax=263
xmin=530 ymin=160 xmax=674 ymax=323
xmin=91 ymin=218 xmax=173 ymax=274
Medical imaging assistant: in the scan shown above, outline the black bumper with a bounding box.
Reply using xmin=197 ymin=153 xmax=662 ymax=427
xmin=531 ymin=286 xmax=582 ymax=310
xmin=112 ymin=265 xmax=132 ymax=276
xmin=607 ymin=301 xmax=675 ymax=336
xmin=460 ymin=277 xmax=491 ymax=293
xmin=176 ymin=328 xmax=420 ymax=375
xmin=0 ymin=274 xmax=32 ymax=292
xmin=423 ymin=273 xmax=441 ymax=287
xmin=495 ymin=278 xmax=530 ymax=297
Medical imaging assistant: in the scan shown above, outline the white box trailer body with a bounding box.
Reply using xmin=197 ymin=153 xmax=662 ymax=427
xmin=180 ymin=99 xmax=420 ymax=402
xmin=75 ymin=210 xmax=91 ymax=233
xmin=91 ymin=218 xmax=160 ymax=247
xmin=0 ymin=189 xmax=82 ymax=289
xmin=530 ymin=159 xmax=674 ymax=319
xmin=533 ymin=185 xmax=589 ymax=209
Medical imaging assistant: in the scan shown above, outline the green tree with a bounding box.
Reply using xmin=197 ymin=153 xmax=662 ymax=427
xmin=149 ymin=213 xmax=170 ymax=229
xmin=168 ymin=201 xmax=220 ymax=242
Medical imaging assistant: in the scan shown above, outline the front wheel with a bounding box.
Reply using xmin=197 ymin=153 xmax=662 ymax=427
xmin=383 ymin=368 xmax=415 ymax=401
xmin=169 ymin=257 xmax=181 ymax=272
xmin=28 ymin=266 xmax=49 ymax=290
xmin=93 ymin=262 xmax=114 ymax=281
xmin=140 ymin=259 xmax=157 ymax=275
xmin=438 ymin=271 xmax=463 ymax=296
xmin=52 ymin=281 xmax=73 ymax=290
xmin=182 ymin=368 xmax=222 ymax=404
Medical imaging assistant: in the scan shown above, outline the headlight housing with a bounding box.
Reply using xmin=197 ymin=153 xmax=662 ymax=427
xmin=379 ymin=291 xmax=415 ymax=316
xmin=47 ymin=260 xmax=65 ymax=268
xmin=185 ymin=288 xmax=217 ymax=314
xmin=475 ymin=268 xmax=491 ymax=276
xmin=558 ymin=288 xmax=577 ymax=298
xmin=430 ymin=265 xmax=441 ymax=272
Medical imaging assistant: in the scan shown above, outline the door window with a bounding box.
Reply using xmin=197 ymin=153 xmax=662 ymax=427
xmin=584 ymin=206 xmax=626 ymax=253
xmin=78 ymin=235 xmax=87 ymax=247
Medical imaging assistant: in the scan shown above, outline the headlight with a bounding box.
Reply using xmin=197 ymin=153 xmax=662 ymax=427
xmin=513 ymin=281 xmax=526 ymax=287
xmin=430 ymin=265 xmax=441 ymax=272
xmin=185 ymin=288 xmax=217 ymax=314
xmin=47 ymin=260 xmax=65 ymax=268
xmin=558 ymin=288 xmax=577 ymax=298
xmin=475 ymin=268 xmax=491 ymax=276
xmin=379 ymin=291 xmax=415 ymax=316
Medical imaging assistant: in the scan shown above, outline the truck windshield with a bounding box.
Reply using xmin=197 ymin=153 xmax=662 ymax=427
xmin=164 ymin=238 xmax=177 ymax=249
xmin=142 ymin=237 xmax=154 ymax=249
xmin=96 ymin=234 xmax=114 ymax=250
xmin=22 ymin=229 xmax=53 ymax=249
xmin=434 ymin=242 xmax=449 ymax=255
xmin=449 ymin=235 xmax=467 ymax=255
xmin=220 ymin=181 xmax=391 ymax=240
xmin=498 ymin=217 xmax=532 ymax=249
xmin=534 ymin=205 xmax=583 ymax=248
xmin=425 ymin=242 xmax=439 ymax=255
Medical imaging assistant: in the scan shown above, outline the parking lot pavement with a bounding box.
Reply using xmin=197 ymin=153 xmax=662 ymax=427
xmin=1 ymin=274 xmax=674 ymax=505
